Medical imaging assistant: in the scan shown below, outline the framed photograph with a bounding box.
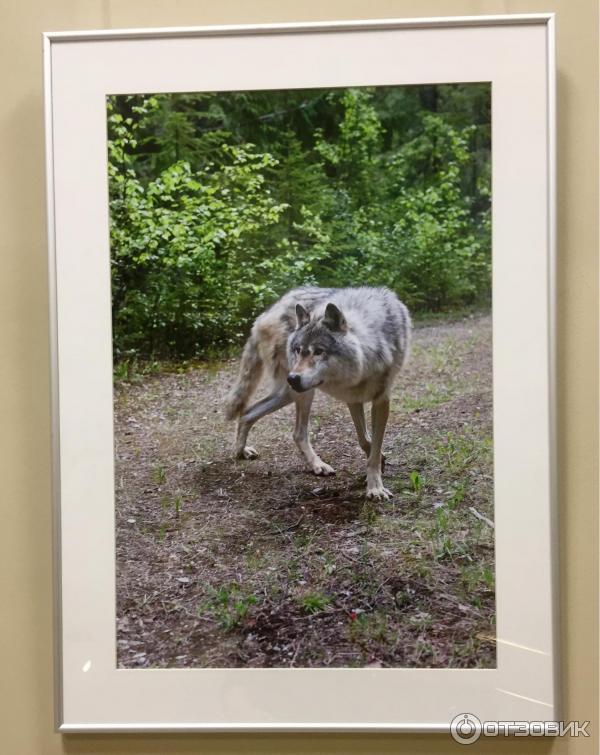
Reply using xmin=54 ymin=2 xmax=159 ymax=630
xmin=44 ymin=14 xmax=557 ymax=734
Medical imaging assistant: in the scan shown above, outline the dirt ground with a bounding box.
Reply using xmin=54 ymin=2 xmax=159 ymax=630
xmin=115 ymin=313 xmax=495 ymax=668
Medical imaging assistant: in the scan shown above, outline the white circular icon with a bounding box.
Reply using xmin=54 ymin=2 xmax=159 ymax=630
xmin=450 ymin=713 xmax=482 ymax=744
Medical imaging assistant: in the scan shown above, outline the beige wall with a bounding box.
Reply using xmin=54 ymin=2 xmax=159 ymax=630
xmin=1 ymin=1 xmax=597 ymax=753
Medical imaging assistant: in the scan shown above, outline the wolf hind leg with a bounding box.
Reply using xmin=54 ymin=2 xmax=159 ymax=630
xmin=224 ymin=333 xmax=263 ymax=420
xmin=234 ymin=384 xmax=293 ymax=460
xmin=294 ymin=390 xmax=334 ymax=476
xmin=347 ymin=402 xmax=386 ymax=471
xmin=366 ymin=396 xmax=392 ymax=500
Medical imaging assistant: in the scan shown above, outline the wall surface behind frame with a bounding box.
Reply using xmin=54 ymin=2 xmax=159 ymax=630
xmin=0 ymin=1 xmax=596 ymax=754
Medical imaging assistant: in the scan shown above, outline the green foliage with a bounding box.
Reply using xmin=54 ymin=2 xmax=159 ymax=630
xmin=152 ymin=464 xmax=166 ymax=484
xmin=108 ymin=85 xmax=491 ymax=359
xmin=199 ymin=583 xmax=259 ymax=630
xmin=300 ymin=592 xmax=332 ymax=614
xmin=410 ymin=470 xmax=423 ymax=494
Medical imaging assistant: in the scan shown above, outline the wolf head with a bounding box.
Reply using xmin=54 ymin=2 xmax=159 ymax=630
xmin=286 ymin=302 xmax=347 ymax=393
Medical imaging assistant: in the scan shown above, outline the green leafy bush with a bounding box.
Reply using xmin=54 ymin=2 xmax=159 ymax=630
xmin=108 ymin=86 xmax=491 ymax=359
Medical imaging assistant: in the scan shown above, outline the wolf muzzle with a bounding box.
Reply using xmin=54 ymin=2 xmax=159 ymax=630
xmin=287 ymin=373 xmax=304 ymax=392
xmin=287 ymin=374 xmax=323 ymax=392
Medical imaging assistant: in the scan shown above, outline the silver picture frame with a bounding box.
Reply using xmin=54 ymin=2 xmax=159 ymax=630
xmin=44 ymin=13 xmax=557 ymax=733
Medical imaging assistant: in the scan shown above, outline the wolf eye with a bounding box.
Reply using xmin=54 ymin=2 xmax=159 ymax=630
xmin=313 ymin=347 xmax=324 ymax=356
xmin=293 ymin=345 xmax=301 ymax=354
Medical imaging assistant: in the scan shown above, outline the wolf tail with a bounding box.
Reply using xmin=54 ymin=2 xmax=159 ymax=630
xmin=224 ymin=333 xmax=263 ymax=420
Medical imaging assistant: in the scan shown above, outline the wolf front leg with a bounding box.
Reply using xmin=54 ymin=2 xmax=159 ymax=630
xmin=234 ymin=385 xmax=293 ymax=459
xmin=293 ymin=390 xmax=335 ymax=476
xmin=366 ymin=396 xmax=392 ymax=500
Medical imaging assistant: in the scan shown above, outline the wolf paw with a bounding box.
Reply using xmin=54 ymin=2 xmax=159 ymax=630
xmin=236 ymin=446 xmax=259 ymax=460
xmin=312 ymin=460 xmax=335 ymax=476
xmin=366 ymin=485 xmax=393 ymax=501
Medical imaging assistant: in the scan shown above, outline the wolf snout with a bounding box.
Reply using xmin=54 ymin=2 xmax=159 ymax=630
xmin=287 ymin=373 xmax=303 ymax=392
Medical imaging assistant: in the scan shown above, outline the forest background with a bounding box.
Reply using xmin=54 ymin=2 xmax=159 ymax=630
xmin=107 ymin=83 xmax=491 ymax=361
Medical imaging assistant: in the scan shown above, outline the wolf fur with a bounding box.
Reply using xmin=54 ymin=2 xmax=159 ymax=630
xmin=224 ymin=286 xmax=411 ymax=500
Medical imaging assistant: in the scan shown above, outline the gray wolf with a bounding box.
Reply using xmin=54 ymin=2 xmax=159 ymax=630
xmin=224 ymin=286 xmax=411 ymax=500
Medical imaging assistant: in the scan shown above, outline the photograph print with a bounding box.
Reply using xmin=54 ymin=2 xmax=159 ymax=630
xmin=109 ymin=82 xmax=494 ymax=669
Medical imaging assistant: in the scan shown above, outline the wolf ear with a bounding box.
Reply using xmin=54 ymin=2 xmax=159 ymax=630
xmin=323 ymin=303 xmax=346 ymax=332
xmin=295 ymin=303 xmax=310 ymax=329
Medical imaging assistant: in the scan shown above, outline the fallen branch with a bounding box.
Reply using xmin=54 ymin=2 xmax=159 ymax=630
xmin=469 ymin=506 xmax=494 ymax=528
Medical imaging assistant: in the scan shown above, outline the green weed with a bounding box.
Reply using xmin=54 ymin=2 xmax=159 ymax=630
xmin=300 ymin=593 xmax=331 ymax=614
xmin=410 ymin=470 xmax=423 ymax=494
xmin=152 ymin=464 xmax=167 ymax=484
xmin=199 ymin=583 xmax=259 ymax=630
xmin=349 ymin=611 xmax=389 ymax=642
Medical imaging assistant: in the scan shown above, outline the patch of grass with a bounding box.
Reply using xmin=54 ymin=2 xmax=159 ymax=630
xmin=413 ymin=637 xmax=434 ymax=663
xmin=426 ymin=338 xmax=463 ymax=374
xmin=114 ymin=352 xmax=232 ymax=385
xmin=160 ymin=494 xmax=183 ymax=516
xmin=446 ymin=481 xmax=467 ymax=509
xmin=435 ymin=431 xmax=492 ymax=477
xmin=291 ymin=531 xmax=315 ymax=549
xmin=447 ymin=635 xmax=495 ymax=667
xmin=152 ymin=464 xmax=167 ymax=484
xmin=410 ymin=470 xmax=423 ymax=494
xmin=316 ymin=552 xmax=337 ymax=577
xmin=244 ymin=549 xmax=268 ymax=571
xmin=348 ymin=611 xmax=390 ymax=643
xmin=402 ymin=387 xmax=455 ymax=412
xmin=113 ymin=356 xmax=163 ymax=384
xmin=113 ymin=360 xmax=131 ymax=382
xmin=391 ymin=469 xmax=428 ymax=502
xmin=481 ymin=566 xmax=494 ymax=590
xmin=193 ymin=436 xmax=219 ymax=460
xmin=299 ymin=592 xmax=332 ymax=614
xmin=461 ymin=563 xmax=495 ymax=593
xmin=360 ymin=500 xmax=379 ymax=525
xmin=198 ymin=583 xmax=259 ymax=631
xmin=411 ymin=306 xmax=491 ymax=328
xmin=432 ymin=534 xmax=459 ymax=561
xmin=285 ymin=556 xmax=302 ymax=583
